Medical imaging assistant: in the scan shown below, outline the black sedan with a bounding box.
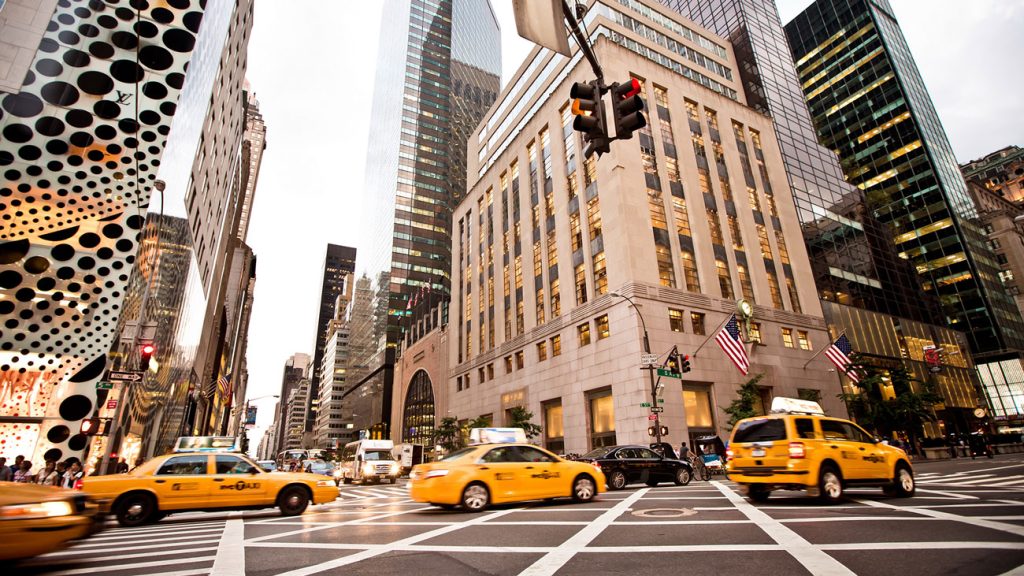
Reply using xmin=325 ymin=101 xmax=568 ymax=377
xmin=575 ymin=445 xmax=693 ymax=489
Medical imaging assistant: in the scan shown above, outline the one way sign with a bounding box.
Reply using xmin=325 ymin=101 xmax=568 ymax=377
xmin=107 ymin=370 xmax=144 ymax=383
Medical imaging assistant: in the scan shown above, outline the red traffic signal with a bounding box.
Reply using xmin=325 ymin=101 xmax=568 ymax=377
xmin=80 ymin=417 xmax=101 ymax=436
xmin=611 ymin=78 xmax=646 ymax=140
xmin=680 ymin=353 xmax=691 ymax=373
xmin=140 ymin=342 xmax=156 ymax=371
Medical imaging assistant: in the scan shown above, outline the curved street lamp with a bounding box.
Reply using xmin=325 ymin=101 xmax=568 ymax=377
xmin=610 ymin=291 xmax=664 ymax=444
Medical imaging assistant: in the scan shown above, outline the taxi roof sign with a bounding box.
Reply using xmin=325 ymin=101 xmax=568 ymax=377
xmin=468 ymin=427 xmax=528 ymax=445
xmin=173 ymin=436 xmax=240 ymax=453
xmin=770 ymin=397 xmax=824 ymax=416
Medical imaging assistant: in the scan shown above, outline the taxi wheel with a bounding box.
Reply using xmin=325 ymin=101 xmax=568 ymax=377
xmin=461 ymin=482 xmax=490 ymax=512
xmin=888 ymin=463 xmax=915 ymax=498
xmin=607 ymin=470 xmax=627 ymax=490
xmin=674 ymin=467 xmax=692 ymax=486
xmin=572 ymin=475 xmax=597 ymax=502
xmin=818 ymin=465 xmax=844 ymax=504
xmin=278 ymin=486 xmax=310 ymax=516
xmin=748 ymin=485 xmax=771 ymax=502
xmin=115 ymin=492 xmax=155 ymax=527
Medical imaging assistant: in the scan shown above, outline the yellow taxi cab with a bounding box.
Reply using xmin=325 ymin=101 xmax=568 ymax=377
xmin=82 ymin=437 xmax=339 ymax=526
xmin=726 ymin=397 xmax=915 ymax=504
xmin=0 ymin=482 xmax=102 ymax=561
xmin=409 ymin=428 xmax=605 ymax=512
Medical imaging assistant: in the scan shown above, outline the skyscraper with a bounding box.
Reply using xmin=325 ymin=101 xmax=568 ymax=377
xmin=358 ymin=0 xmax=501 ymax=437
xmin=237 ymin=89 xmax=266 ymax=243
xmin=784 ymin=0 xmax=1024 ymax=359
xmin=274 ymin=353 xmax=309 ymax=454
xmin=306 ymin=244 xmax=356 ymax=432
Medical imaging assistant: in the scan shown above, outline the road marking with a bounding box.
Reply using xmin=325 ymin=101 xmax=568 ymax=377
xmin=819 ymin=541 xmax=1024 ymax=550
xmin=942 ymin=474 xmax=999 ymax=485
xmin=712 ymin=481 xmax=854 ymax=576
xmin=916 ymin=488 xmax=979 ymax=499
xmin=28 ymin=546 xmax=219 ymax=566
xmin=517 ymin=488 xmax=648 ymax=576
xmin=39 ymin=539 xmax=222 ymax=556
xmin=856 ymin=498 xmax=1024 ymax=537
xmin=245 ymin=506 xmax=432 ymax=543
xmin=84 ymin=525 xmax=225 ymax=541
xmin=210 ymin=516 xmax=245 ymax=576
xmin=42 ymin=556 xmax=216 ymax=576
xmin=987 ymin=476 xmax=1024 ymax=487
xmin=70 ymin=532 xmax=221 ymax=548
xmin=273 ymin=507 xmax=524 ymax=575
xmin=777 ymin=516 xmax=936 ymax=523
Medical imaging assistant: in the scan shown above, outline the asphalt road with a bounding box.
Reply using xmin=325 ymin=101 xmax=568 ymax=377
xmin=19 ymin=455 xmax=1024 ymax=576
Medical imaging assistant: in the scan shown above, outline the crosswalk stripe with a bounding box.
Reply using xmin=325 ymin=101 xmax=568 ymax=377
xmin=40 ymin=538 xmax=222 ymax=556
xmin=71 ymin=532 xmax=220 ymax=549
xmin=85 ymin=526 xmax=224 ymax=542
xmin=987 ymin=476 xmax=1024 ymax=487
xmin=31 ymin=546 xmax=219 ymax=566
xmin=41 ymin=555 xmax=217 ymax=576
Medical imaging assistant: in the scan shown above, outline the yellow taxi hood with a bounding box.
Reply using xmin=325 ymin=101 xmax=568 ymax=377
xmin=0 ymin=481 xmax=72 ymax=506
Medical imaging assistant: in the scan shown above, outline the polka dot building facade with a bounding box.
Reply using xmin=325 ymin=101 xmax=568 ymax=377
xmin=0 ymin=0 xmax=205 ymax=465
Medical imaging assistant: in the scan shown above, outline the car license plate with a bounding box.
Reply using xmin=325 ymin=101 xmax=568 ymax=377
xmin=751 ymin=448 xmax=766 ymax=457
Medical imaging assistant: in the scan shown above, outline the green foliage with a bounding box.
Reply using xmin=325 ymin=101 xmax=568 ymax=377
xmin=840 ymin=354 xmax=940 ymax=446
xmin=433 ymin=417 xmax=463 ymax=453
xmin=723 ymin=373 xmax=765 ymax=430
xmin=798 ymin=388 xmax=822 ymax=403
xmin=466 ymin=415 xmax=493 ymax=430
xmin=506 ymin=406 xmax=543 ymax=440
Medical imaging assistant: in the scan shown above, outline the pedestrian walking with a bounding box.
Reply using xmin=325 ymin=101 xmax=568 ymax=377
xmin=115 ymin=458 xmax=129 ymax=474
xmin=13 ymin=461 xmax=33 ymax=483
xmin=62 ymin=461 xmax=83 ymax=489
xmin=130 ymin=456 xmax=145 ymax=471
xmin=0 ymin=457 xmax=9 ymax=482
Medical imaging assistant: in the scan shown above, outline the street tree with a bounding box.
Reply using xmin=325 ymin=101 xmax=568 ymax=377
xmin=723 ymin=372 xmax=765 ymax=430
xmin=466 ymin=415 xmax=493 ymax=430
xmin=840 ymin=355 xmax=940 ymax=451
xmin=433 ymin=417 xmax=463 ymax=453
xmin=506 ymin=406 xmax=542 ymax=440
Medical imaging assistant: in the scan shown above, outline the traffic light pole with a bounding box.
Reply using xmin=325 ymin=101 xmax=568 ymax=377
xmin=611 ymin=293 xmax=663 ymax=444
xmin=561 ymin=1 xmax=604 ymax=87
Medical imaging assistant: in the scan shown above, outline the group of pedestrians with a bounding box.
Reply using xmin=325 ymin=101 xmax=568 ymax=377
xmin=0 ymin=455 xmax=84 ymax=488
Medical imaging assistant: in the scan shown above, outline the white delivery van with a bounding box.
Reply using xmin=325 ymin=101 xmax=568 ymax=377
xmin=393 ymin=443 xmax=424 ymax=475
xmin=337 ymin=439 xmax=400 ymax=484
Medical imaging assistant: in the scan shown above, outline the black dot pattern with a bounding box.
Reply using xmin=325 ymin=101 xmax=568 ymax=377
xmin=0 ymin=0 xmax=203 ymax=463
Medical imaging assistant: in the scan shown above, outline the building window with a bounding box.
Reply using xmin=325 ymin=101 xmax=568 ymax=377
xmin=505 ymin=355 xmax=513 ymax=374
xmin=464 ymin=373 xmax=470 ymax=389
xmin=748 ymin=322 xmax=761 ymax=344
xmin=595 ymin=314 xmax=610 ymax=340
xmin=716 ymin=259 xmax=734 ymax=300
xmin=457 ymin=375 xmax=463 ymax=392
xmin=997 ymin=254 xmax=1009 ymax=265
xmin=798 ymin=388 xmax=822 ymax=403
xmin=681 ymin=250 xmax=700 ymax=292
xmin=478 ymin=367 xmax=485 ymax=383
xmin=537 ymin=341 xmax=548 ymax=361
xmin=543 ymin=399 xmax=564 ymax=454
xmin=574 ymin=263 xmax=588 ymax=305
xmin=797 ymin=330 xmax=811 ymax=351
xmin=999 ymin=269 xmax=1015 ymax=284
xmin=587 ymin=388 xmax=616 ymax=449
xmin=683 ymin=385 xmax=715 ymax=430
xmin=487 ymin=363 xmax=495 ymax=380
xmin=515 ymin=350 xmax=525 ymax=370
xmin=578 ymin=323 xmax=591 ymax=346
xmin=691 ymin=312 xmax=705 ymax=336
xmin=669 ymin=308 xmax=685 ymax=332
xmin=551 ymin=334 xmax=562 ymax=356
xmin=782 ymin=328 xmax=794 ymax=348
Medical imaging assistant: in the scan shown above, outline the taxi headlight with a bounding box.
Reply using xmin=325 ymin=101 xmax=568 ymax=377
xmin=424 ymin=469 xmax=449 ymax=479
xmin=316 ymin=480 xmax=335 ymax=487
xmin=0 ymin=500 xmax=75 ymax=520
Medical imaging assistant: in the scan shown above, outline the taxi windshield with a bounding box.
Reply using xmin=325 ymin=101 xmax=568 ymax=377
xmin=363 ymin=450 xmax=392 ymax=461
xmin=440 ymin=447 xmax=476 ymax=461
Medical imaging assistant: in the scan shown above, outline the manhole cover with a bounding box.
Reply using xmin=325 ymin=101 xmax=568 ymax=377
xmin=631 ymin=508 xmax=698 ymax=518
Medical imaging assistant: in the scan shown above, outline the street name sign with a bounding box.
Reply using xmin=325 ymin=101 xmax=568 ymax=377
xmin=640 ymin=402 xmax=652 ymax=407
xmin=656 ymin=368 xmax=680 ymax=378
xmin=640 ymin=353 xmax=659 ymax=366
xmin=107 ymin=370 xmax=144 ymax=383
xmin=96 ymin=381 xmax=113 ymax=390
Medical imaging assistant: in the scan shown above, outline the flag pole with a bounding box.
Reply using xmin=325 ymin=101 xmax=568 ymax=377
xmin=692 ymin=313 xmax=734 ymax=358
xmin=802 ymin=329 xmax=844 ymax=370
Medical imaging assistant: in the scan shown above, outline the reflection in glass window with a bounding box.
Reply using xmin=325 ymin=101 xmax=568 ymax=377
xmin=588 ymin=390 xmax=616 ymax=448
xmin=578 ymin=322 xmax=591 ymax=346
xmin=544 ymin=400 xmax=564 ymax=454
xmin=157 ymin=456 xmax=208 ymax=476
xmin=669 ymin=308 xmax=685 ymax=332
xmin=596 ymin=314 xmax=610 ymax=340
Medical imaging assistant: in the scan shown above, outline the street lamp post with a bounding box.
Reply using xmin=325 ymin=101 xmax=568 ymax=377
xmin=610 ymin=292 xmax=663 ymax=445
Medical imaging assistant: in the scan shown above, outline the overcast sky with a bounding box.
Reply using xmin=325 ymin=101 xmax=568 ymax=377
xmin=239 ymin=0 xmax=1024 ymax=438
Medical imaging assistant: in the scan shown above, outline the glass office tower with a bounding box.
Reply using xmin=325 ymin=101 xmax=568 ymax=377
xmin=785 ymin=0 xmax=1024 ymax=357
xmin=357 ymin=0 xmax=501 ymax=436
xmin=664 ymin=0 xmax=936 ymax=324
xmin=306 ymin=244 xmax=356 ymax=432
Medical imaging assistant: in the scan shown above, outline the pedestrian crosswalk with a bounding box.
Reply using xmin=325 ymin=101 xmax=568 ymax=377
xmin=336 ymin=483 xmax=411 ymax=502
xmin=23 ymin=519 xmax=225 ymax=575
xmin=916 ymin=471 xmax=1024 ymax=490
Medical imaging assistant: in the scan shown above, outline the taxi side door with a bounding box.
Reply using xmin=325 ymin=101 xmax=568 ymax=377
xmin=210 ymin=455 xmax=270 ymax=507
xmin=151 ymin=455 xmax=213 ymax=510
xmin=477 ymin=447 xmax=529 ymax=503
xmin=819 ymin=419 xmax=869 ymax=480
xmin=845 ymin=422 xmax=890 ymax=480
xmin=516 ymin=446 xmax=567 ymax=499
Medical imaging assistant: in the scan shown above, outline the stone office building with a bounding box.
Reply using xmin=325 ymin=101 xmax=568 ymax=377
xmin=444 ymin=0 xmax=838 ymax=453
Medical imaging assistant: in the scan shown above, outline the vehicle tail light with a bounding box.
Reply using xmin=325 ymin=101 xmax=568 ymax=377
xmin=725 ymin=448 xmax=734 ymax=461
xmin=788 ymin=442 xmax=806 ymax=459
xmin=73 ymin=479 xmax=84 ymax=490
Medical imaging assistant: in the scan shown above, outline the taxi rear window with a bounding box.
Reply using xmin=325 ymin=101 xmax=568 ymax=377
xmin=733 ymin=419 xmax=787 ymax=443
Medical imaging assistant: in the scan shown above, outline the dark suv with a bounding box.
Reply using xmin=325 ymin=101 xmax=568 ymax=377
xmin=576 ymin=445 xmax=693 ymax=489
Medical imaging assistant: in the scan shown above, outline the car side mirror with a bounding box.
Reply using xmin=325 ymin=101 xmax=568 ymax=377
xmin=249 ymin=467 xmax=259 ymax=475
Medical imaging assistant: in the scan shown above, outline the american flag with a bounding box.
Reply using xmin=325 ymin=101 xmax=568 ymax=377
xmin=825 ymin=334 xmax=860 ymax=383
xmin=715 ymin=315 xmax=749 ymax=375
xmin=217 ymin=374 xmax=232 ymax=399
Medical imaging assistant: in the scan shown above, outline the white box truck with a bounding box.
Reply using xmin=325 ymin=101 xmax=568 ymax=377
xmin=394 ymin=444 xmax=424 ymax=475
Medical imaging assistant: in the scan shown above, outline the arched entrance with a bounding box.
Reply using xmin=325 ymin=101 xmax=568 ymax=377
xmin=402 ymin=370 xmax=435 ymax=446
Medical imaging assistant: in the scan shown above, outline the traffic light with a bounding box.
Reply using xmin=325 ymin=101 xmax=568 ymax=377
xmin=139 ymin=342 xmax=155 ymax=371
xmin=80 ymin=417 xmax=101 ymax=436
xmin=610 ymin=78 xmax=646 ymax=140
xmin=659 ymin=425 xmax=669 ymax=437
xmin=680 ymin=353 xmax=691 ymax=373
xmin=570 ymin=80 xmax=610 ymax=158
xmin=665 ymin=353 xmax=681 ymax=377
